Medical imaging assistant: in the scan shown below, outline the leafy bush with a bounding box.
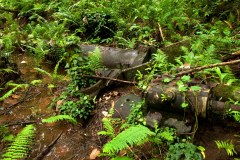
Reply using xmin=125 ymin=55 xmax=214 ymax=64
xmin=166 ymin=142 xmax=203 ymax=160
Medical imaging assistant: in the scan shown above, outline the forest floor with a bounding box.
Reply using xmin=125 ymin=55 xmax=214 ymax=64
xmin=1 ymin=53 xmax=240 ymax=160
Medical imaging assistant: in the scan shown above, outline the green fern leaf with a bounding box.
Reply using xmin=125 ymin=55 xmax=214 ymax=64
xmin=53 ymin=57 xmax=64 ymax=79
xmin=215 ymin=140 xmax=237 ymax=156
xmin=0 ymin=86 xmax=19 ymax=102
xmin=88 ymin=47 xmax=104 ymax=70
xmin=34 ymin=67 xmax=52 ymax=78
xmin=103 ymin=125 xmax=155 ymax=153
xmin=42 ymin=115 xmax=77 ymax=124
xmin=2 ymin=124 xmax=35 ymax=160
xmin=98 ymin=118 xmax=115 ymax=138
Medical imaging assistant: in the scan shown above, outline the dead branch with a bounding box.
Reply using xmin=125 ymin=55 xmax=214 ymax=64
xmin=82 ymin=75 xmax=137 ymax=84
xmin=158 ymin=23 xmax=165 ymax=41
xmin=34 ymin=131 xmax=63 ymax=160
xmin=222 ymin=50 xmax=240 ymax=61
xmin=122 ymin=61 xmax=150 ymax=73
xmin=4 ymin=120 xmax=36 ymax=127
xmin=175 ymin=59 xmax=240 ymax=77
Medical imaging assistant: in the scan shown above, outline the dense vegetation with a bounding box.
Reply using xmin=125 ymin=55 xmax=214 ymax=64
xmin=1 ymin=0 xmax=240 ymax=159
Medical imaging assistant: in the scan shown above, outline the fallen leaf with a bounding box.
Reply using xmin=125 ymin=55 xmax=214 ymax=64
xmin=113 ymin=91 xmax=119 ymax=96
xmin=56 ymin=100 xmax=63 ymax=112
xmin=89 ymin=148 xmax=100 ymax=159
xmin=11 ymin=94 xmax=21 ymax=99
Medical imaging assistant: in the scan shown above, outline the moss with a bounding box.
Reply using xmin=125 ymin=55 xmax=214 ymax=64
xmin=212 ymin=84 xmax=240 ymax=101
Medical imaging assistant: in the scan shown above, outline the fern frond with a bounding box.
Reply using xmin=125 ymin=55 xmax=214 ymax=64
xmin=34 ymin=67 xmax=52 ymax=78
xmin=0 ymin=82 xmax=29 ymax=101
xmin=88 ymin=47 xmax=104 ymax=70
xmin=228 ymin=110 xmax=240 ymax=122
xmin=30 ymin=79 xmax=42 ymax=86
xmin=42 ymin=115 xmax=77 ymax=124
xmin=103 ymin=125 xmax=155 ymax=153
xmin=0 ymin=68 xmax=18 ymax=74
xmin=98 ymin=118 xmax=115 ymax=138
xmin=215 ymin=140 xmax=237 ymax=156
xmin=2 ymin=124 xmax=35 ymax=159
xmin=53 ymin=57 xmax=64 ymax=79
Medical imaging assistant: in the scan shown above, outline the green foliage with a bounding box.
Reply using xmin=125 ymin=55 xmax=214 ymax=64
xmin=2 ymin=124 xmax=35 ymax=160
xmin=0 ymin=82 xmax=28 ymax=102
xmin=214 ymin=67 xmax=237 ymax=85
xmin=0 ymin=125 xmax=14 ymax=142
xmin=66 ymin=48 xmax=104 ymax=89
xmin=98 ymin=118 xmax=115 ymax=138
xmin=57 ymin=92 xmax=94 ymax=119
xmin=215 ymin=140 xmax=237 ymax=156
xmin=166 ymin=142 xmax=203 ymax=160
xmin=227 ymin=110 xmax=240 ymax=123
xmin=127 ymin=101 xmax=145 ymax=124
xmin=88 ymin=47 xmax=105 ymax=71
xmin=103 ymin=125 xmax=155 ymax=154
xmin=42 ymin=115 xmax=77 ymax=125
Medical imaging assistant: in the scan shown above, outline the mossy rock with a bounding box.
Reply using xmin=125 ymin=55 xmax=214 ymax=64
xmin=212 ymin=84 xmax=240 ymax=102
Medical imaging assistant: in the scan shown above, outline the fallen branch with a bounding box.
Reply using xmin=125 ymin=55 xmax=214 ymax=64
xmin=82 ymin=75 xmax=137 ymax=84
xmin=4 ymin=120 xmax=36 ymax=127
xmin=34 ymin=131 xmax=63 ymax=160
xmin=222 ymin=50 xmax=240 ymax=61
xmin=122 ymin=61 xmax=150 ymax=73
xmin=158 ymin=23 xmax=165 ymax=41
xmin=175 ymin=59 xmax=240 ymax=77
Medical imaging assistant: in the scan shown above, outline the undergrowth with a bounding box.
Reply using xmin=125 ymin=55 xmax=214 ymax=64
xmin=1 ymin=124 xmax=35 ymax=160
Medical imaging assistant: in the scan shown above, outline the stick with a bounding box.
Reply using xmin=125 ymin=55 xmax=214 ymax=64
xmin=122 ymin=62 xmax=150 ymax=72
xmin=4 ymin=121 xmax=36 ymax=127
xmin=82 ymin=75 xmax=137 ymax=84
xmin=175 ymin=59 xmax=240 ymax=77
xmin=222 ymin=50 xmax=240 ymax=61
xmin=158 ymin=23 xmax=165 ymax=41
xmin=34 ymin=131 xmax=63 ymax=160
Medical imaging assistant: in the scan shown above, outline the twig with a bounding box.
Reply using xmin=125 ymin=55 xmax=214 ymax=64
xmin=4 ymin=120 xmax=36 ymax=127
xmin=222 ymin=50 xmax=240 ymax=61
xmin=175 ymin=59 xmax=240 ymax=77
xmin=34 ymin=131 xmax=63 ymax=160
xmin=158 ymin=23 xmax=165 ymax=41
xmin=82 ymin=75 xmax=137 ymax=84
xmin=122 ymin=62 xmax=150 ymax=72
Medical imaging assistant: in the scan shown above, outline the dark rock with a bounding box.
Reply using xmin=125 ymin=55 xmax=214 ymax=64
xmin=164 ymin=118 xmax=191 ymax=134
xmin=113 ymin=94 xmax=142 ymax=119
xmin=146 ymin=110 xmax=162 ymax=128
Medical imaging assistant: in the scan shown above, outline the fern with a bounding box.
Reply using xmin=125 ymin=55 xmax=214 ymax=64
xmin=0 ymin=68 xmax=18 ymax=74
xmin=103 ymin=125 xmax=155 ymax=153
xmin=229 ymin=110 xmax=240 ymax=122
xmin=98 ymin=118 xmax=115 ymax=138
xmin=42 ymin=115 xmax=77 ymax=125
xmin=0 ymin=82 xmax=28 ymax=102
xmin=215 ymin=140 xmax=237 ymax=156
xmin=2 ymin=124 xmax=35 ymax=160
xmin=88 ymin=47 xmax=104 ymax=71
xmin=30 ymin=79 xmax=42 ymax=86
xmin=53 ymin=57 xmax=64 ymax=79
xmin=34 ymin=67 xmax=52 ymax=78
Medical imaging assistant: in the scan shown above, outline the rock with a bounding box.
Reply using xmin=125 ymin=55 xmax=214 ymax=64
xmin=146 ymin=110 xmax=162 ymax=128
xmin=164 ymin=118 xmax=191 ymax=134
xmin=112 ymin=94 xmax=142 ymax=119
